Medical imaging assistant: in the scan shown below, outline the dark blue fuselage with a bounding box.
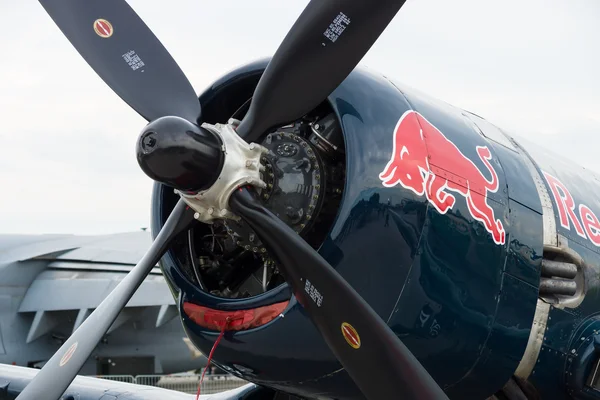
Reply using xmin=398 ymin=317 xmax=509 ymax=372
xmin=152 ymin=60 xmax=600 ymax=400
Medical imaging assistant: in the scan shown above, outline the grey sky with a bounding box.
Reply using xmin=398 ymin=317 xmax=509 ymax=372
xmin=1 ymin=0 xmax=598 ymax=234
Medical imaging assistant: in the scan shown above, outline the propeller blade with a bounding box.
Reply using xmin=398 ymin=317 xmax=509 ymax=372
xmin=229 ymin=188 xmax=448 ymax=400
xmin=39 ymin=0 xmax=201 ymax=123
xmin=236 ymin=0 xmax=406 ymax=142
xmin=15 ymin=199 xmax=195 ymax=400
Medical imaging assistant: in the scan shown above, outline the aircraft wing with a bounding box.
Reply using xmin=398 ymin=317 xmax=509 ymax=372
xmin=0 ymin=231 xmax=179 ymax=345
xmin=0 ymin=364 xmax=265 ymax=400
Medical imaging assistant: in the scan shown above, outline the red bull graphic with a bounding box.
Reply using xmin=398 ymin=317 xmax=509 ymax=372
xmin=379 ymin=110 xmax=506 ymax=245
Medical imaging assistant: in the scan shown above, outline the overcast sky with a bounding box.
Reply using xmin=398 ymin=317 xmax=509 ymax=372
xmin=1 ymin=0 xmax=598 ymax=235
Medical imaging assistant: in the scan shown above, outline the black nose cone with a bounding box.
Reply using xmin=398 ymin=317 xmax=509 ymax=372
xmin=136 ymin=116 xmax=224 ymax=192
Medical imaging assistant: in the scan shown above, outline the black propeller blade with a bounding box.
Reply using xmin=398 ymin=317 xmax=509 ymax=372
xmin=236 ymin=0 xmax=407 ymax=142
xmin=229 ymin=188 xmax=448 ymax=399
xmin=15 ymin=200 xmax=195 ymax=400
xmin=27 ymin=0 xmax=450 ymax=398
xmin=39 ymin=0 xmax=201 ymax=123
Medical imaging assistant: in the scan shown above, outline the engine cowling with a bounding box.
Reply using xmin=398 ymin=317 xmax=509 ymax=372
xmin=151 ymin=59 xmax=541 ymax=400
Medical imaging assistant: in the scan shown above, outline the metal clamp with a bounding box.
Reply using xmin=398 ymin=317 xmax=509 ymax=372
xmin=177 ymin=120 xmax=267 ymax=223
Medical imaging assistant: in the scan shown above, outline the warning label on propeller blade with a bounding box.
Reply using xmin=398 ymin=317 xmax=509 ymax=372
xmin=122 ymin=50 xmax=145 ymax=71
xmin=323 ymin=12 xmax=350 ymax=44
xmin=304 ymin=279 xmax=323 ymax=307
xmin=341 ymin=322 xmax=361 ymax=349
xmin=93 ymin=19 xmax=113 ymax=38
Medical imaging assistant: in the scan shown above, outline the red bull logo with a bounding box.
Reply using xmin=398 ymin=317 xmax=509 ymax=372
xmin=379 ymin=110 xmax=506 ymax=245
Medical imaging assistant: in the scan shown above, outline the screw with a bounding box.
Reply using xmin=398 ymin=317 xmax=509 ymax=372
xmin=285 ymin=207 xmax=299 ymax=219
xmin=142 ymin=133 xmax=157 ymax=150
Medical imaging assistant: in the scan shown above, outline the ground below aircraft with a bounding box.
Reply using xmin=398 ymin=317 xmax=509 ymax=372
xmin=3 ymin=0 xmax=600 ymax=399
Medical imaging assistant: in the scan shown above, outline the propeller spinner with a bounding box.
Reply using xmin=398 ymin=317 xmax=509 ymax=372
xmin=18 ymin=1 xmax=449 ymax=399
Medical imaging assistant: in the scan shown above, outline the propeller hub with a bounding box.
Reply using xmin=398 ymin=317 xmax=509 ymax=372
xmin=136 ymin=116 xmax=224 ymax=192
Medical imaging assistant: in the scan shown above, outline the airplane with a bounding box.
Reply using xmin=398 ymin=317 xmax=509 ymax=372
xmin=0 ymin=231 xmax=209 ymax=375
xmin=2 ymin=0 xmax=599 ymax=399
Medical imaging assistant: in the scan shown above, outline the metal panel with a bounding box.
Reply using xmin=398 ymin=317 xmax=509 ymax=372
xmin=18 ymin=271 xmax=175 ymax=312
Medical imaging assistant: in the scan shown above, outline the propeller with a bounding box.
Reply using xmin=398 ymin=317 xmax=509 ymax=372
xmin=235 ymin=0 xmax=407 ymax=142
xmin=229 ymin=188 xmax=447 ymax=399
xmin=38 ymin=0 xmax=201 ymax=123
xmin=15 ymin=199 xmax=196 ymax=400
xmin=21 ymin=0 xmax=450 ymax=399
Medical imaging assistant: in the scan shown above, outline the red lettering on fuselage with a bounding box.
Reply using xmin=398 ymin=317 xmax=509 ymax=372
xmin=542 ymin=172 xmax=586 ymax=239
xmin=579 ymin=205 xmax=600 ymax=246
xmin=542 ymin=171 xmax=600 ymax=246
